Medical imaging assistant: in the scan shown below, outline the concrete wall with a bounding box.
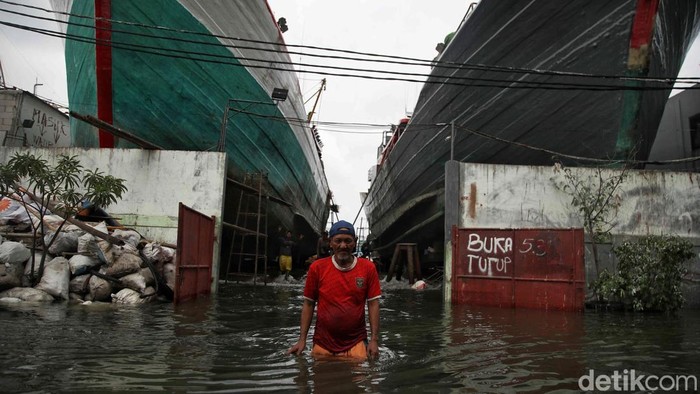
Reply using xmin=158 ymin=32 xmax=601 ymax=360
xmin=444 ymin=161 xmax=700 ymax=307
xmin=0 ymin=147 xmax=227 ymax=294
xmin=0 ymin=89 xmax=70 ymax=147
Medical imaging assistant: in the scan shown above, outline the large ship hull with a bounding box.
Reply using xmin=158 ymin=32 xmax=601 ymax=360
xmin=50 ymin=1 xmax=330 ymax=247
xmin=366 ymin=0 xmax=700 ymax=257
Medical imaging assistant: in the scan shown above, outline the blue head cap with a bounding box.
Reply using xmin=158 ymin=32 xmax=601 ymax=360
xmin=329 ymin=220 xmax=355 ymax=238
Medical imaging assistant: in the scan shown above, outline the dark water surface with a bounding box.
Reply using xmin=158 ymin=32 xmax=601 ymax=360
xmin=1 ymin=281 xmax=699 ymax=393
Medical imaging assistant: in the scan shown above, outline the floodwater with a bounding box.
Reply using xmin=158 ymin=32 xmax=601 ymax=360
xmin=1 ymin=279 xmax=699 ymax=393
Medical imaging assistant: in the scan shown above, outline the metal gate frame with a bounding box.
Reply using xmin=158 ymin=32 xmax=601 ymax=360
xmin=174 ymin=203 xmax=215 ymax=304
xmin=451 ymin=227 xmax=585 ymax=311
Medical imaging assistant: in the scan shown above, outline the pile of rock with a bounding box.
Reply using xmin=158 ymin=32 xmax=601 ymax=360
xmin=0 ymin=215 xmax=176 ymax=305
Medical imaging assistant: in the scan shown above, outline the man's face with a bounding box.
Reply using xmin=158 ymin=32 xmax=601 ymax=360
xmin=330 ymin=234 xmax=356 ymax=260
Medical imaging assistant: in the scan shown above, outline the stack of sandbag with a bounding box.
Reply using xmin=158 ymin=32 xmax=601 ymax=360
xmin=0 ymin=240 xmax=56 ymax=302
xmin=141 ymin=241 xmax=176 ymax=291
xmin=0 ymin=220 xmax=176 ymax=305
xmin=78 ymin=226 xmax=172 ymax=304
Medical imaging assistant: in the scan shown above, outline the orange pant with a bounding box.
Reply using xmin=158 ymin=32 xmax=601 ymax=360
xmin=279 ymin=255 xmax=292 ymax=272
xmin=311 ymin=341 xmax=367 ymax=359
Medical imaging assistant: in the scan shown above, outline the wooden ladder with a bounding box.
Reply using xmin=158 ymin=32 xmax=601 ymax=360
xmin=224 ymin=172 xmax=269 ymax=285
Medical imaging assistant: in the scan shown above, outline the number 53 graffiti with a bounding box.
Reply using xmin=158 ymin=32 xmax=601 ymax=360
xmin=519 ymin=238 xmax=548 ymax=257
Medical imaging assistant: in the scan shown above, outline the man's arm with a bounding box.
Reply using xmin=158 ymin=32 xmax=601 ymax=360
xmin=287 ymin=298 xmax=315 ymax=355
xmin=367 ymin=298 xmax=380 ymax=360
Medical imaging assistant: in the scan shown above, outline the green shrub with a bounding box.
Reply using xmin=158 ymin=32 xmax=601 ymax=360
xmin=591 ymin=235 xmax=695 ymax=312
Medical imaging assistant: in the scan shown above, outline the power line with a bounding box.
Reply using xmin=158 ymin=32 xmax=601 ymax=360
xmin=5 ymin=18 xmax=698 ymax=93
xmin=453 ymin=124 xmax=700 ymax=165
xmin=23 ymin=0 xmax=700 ymax=83
xmin=6 ymin=0 xmax=697 ymax=85
xmin=202 ymin=105 xmax=700 ymax=166
xmin=230 ymin=105 xmax=700 ymax=165
xmin=4 ymin=3 xmax=699 ymax=163
xmin=1 ymin=2 xmax=699 ymax=91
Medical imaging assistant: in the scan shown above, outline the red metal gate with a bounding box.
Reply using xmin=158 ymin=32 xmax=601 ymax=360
xmin=452 ymin=228 xmax=585 ymax=311
xmin=174 ymin=203 xmax=215 ymax=304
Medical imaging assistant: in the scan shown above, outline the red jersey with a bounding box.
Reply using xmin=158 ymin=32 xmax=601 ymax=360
xmin=303 ymin=256 xmax=381 ymax=353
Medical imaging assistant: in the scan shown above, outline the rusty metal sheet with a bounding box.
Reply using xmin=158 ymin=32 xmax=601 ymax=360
xmin=452 ymin=228 xmax=585 ymax=311
xmin=175 ymin=203 xmax=215 ymax=305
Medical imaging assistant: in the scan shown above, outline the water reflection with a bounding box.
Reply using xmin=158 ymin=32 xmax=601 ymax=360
xmin=439 ymin=303 xmax=585 ymax=392
xmin=0 ymin=282 xmax=698 ymax=393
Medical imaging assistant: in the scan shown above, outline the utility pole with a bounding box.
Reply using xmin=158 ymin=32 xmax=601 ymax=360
xmin=0 ymin=60 xmax=5 ymax=87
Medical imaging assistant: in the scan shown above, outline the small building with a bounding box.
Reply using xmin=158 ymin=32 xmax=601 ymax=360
xmin=0 ymin=88 xmax=70 ymax=148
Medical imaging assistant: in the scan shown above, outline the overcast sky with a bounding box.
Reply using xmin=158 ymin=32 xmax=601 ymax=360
xmin=1 ymin=0 xmax=699 ymax=235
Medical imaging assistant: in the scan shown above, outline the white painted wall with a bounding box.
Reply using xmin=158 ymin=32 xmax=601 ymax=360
xmin=0 ymin=147 xmax=227 ymax=293
xmin=444 ymin=161 xmax=700 ymax=306
xmin=0 ymin=90 xmax=70 ymax=147
xmin=454 ymin=163 xmax=700 ymax=238
xmin=20 ymin=94 xmax=70 ymax=147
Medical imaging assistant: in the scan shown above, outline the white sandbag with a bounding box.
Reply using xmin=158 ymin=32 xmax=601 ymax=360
xmin=0 ymin=241 xmax=31 ymax=265
xmin=0 ymin=196 xmax=33 ymax=225
xmin=119 ymin=272 xmax=147 ymax=293
xmin=34 ymin=257 xmax=70 ymax=300
xmin=111 ymin=243 xmax=139 ymax=260
xmin=77 ymin=232 xmax=100 ymax=259
xmin=92 ymin=221 xmax=110 ymax=235
xmin=22 ymin=252 xmax=42 ymax=287
xmin=0 ymin=286 xmax=54 ymax=302
xmin=39 ymin=214 xmax=63 ymax=232
xmin=69 ymin=274 xmax=91 ymax=294
xmin=111 ymin=288 xmax=148 ymax=304
xmin=142 ymin=242 xmax=175 ymax=264
xmin=88 ymin=222 xmax=114 ymax=264
xmin=45 ymin=230 xmax=80 ymax=255
xmin=24 ymin=252 xmax=47 ymax=275
xmin=41 ymin=215 xmax=82 ymax=234
xmin=97 ymin=238 xmax=114 ymax=265
xmin=0 ymin=260 xmax=24 ymax=291
xmin=111 ymin=229 xmax=142 ymax=248
xmin=88 ymin=274 xmax=112 ymax=302
xmin=104 ymin=250 xmax=142 ymax=278
xmin=68 ymin=254 xmax=101 ymax=276
xmin=22 ymin=252 xmax=49 ymax=287
xmin=142 ymin=286 xmax=156 ymax=301
xmin=140 ymin=267 xmax=155 ymax=286
xmin=0 ymin=242 xmax=31 ymax=289
xmin=163 ymin=263 xmax=175 ymax=290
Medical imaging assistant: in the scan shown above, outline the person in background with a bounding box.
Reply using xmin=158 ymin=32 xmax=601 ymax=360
xmin=316 ymin=230 xmax=331 ymax=259
xmin=360 ymin=241 xmax=370 ymax=259
xmin=279 ymin=230 xmax=295 ymax=280
xmin=287 ymin=220 xmax=381 ymax=360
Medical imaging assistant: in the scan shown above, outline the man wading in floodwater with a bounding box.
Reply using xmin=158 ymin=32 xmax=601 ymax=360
xmin=287 ymin=220 xmax=381 ymax=360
